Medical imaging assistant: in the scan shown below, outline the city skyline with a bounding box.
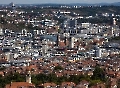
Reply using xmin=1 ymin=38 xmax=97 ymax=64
xmin=0 ymin=0 xmax=120 ymax=4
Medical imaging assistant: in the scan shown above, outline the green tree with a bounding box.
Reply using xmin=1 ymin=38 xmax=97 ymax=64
xmin=36 ymin=73 xmax=48 ymax=83
xmin=57 ymin=76 xmax=67 ymax=85
xmin=54 ymin=65 xmax=63 ymax=71
xmin=91 ymin=65 xmax=106 ymax=81
xmin=48 ymin=73 xmax=57 ymax=83
xmin=89 ymin=80 xmax=102 ymax=87
xmin=32 ymin=75 xmax=41 ymax=86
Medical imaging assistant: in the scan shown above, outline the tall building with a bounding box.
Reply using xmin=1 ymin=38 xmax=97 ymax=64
xmin=113 ymin=18 xmax=116 ymax=25
xmin=42 ymin=39 xmax=49 ymax=57
xmin=26 ymin=62 xmax=31 ymax=83
xmin=69 ymin=18 xmax=77 ymax=28
xmin=64 ymin=18 xmax=77 ymax=28
xmin=112 ymin=18 xmax=119 ymax=36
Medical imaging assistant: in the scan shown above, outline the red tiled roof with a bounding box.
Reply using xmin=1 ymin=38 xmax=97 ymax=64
xmin=38 ymin=82 xmax=57 ymax=87
xmin=58 ymin=41 xmax=66 ymax=47
xmin=5 ymin=82 xmax=35 ymax=88
xmin=61 ymin=82 xmax=76 ymax=86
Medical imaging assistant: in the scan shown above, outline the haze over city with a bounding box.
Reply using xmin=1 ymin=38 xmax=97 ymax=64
xmin=0 ymin=0 xmax=120 ymax=4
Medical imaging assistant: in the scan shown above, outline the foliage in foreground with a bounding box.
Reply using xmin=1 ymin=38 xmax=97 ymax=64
xmin=0 ymin=66 xmax=107 ymax=87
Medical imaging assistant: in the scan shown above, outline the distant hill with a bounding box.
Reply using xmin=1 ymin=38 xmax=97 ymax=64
xmin=111 ymin=2 xmax=120 ymax=6
xmin=1 ymin=2 xmax=120 ymax=7
xmin=69 ymin=2 xmax=120 ymax=6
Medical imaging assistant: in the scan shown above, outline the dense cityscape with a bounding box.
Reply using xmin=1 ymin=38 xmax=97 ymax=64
xmin=0 ymin=2 xmax=120 ymax=88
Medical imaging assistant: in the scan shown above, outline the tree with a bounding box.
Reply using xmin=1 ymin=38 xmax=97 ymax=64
xmin=89 ymin=80 xmax=102 ymax=87
xmin=48 ymin=73 xmax=57 ymax=83
xmin=32 ymin=75 xmax=41 ymax=86
xmin=54 ymin=65 xmax=63 ymax=71
xmin=91 ymin=65 xmax=106 ymax=81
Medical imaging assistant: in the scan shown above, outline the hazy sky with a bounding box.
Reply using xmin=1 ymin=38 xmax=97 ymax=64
xmin=0 ymin=0 xmax=120 ymax=4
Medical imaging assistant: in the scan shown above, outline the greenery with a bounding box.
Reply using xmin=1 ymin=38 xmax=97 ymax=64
xmin=0 ymin=66 xmax=107 ymax=87
xmin=0 ymin=67 xmax=6 ymax=71
xmin=0 ymin=72 xmax=25 ymax=88
xmin=91 ymin=65 xmax=106 ymax=81
xmin=109 ymin=36 xmax=120 ymax=41
xmin=54 ymin=65 xmax=63 ymax=71
xmin=89 ymin=80 xmax=102 ymax=87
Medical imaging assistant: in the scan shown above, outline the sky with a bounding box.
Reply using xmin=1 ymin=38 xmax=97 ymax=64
xmin=0 ymin=0 xmax=120 ymax=4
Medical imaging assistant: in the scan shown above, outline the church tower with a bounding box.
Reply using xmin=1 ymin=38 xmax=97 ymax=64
xmin=26 ymin=62 xmax=31 ymax=83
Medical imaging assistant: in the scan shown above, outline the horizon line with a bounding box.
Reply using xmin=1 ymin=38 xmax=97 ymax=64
xmin=0 ymin=2 xmax=120 ymax=5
